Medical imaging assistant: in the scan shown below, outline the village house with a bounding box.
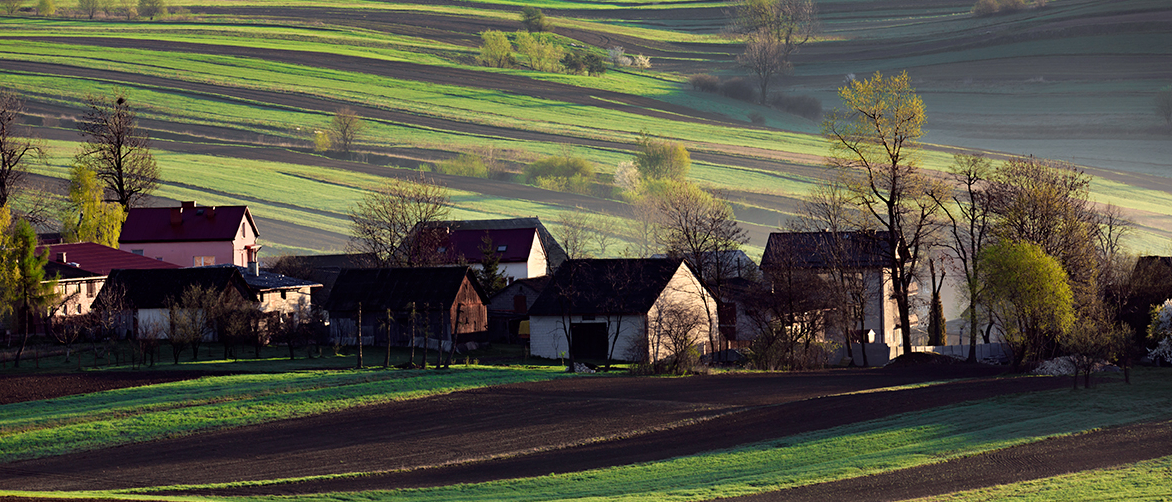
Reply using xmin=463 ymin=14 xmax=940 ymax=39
xmin=119 ymin=201 xmax=261 ymax=268
xmin=486 ymin=275 xmax=551 ymax=343
xmin=38 ymin=242 xmax=181 ymax=319
xmin=760 ymin=230 xmax=901 ymax=365
xmin=91 ymin=267 xmax=255 ymax=339
xmin=401 ymin=217 xmax=567 ymax=281
xmin=324 ymin=267 xmax=488 ymax=350
xmin=527 ymin=258 xmax=718 ymax=364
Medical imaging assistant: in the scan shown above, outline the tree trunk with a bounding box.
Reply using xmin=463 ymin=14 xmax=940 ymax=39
xmin=384 ymin=308 xmax=393 ymax=368
xmin=356 ymin=303 xmax=363 ymax=369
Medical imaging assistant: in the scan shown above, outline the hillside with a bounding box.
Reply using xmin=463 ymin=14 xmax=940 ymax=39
xmin=1 ymin=0 xmax=1169 ymax=256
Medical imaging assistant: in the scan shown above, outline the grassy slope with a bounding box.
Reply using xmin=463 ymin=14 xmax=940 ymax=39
xmin=2 ymin=0 xmax=1169 ymax=257
xmin=2 ymin=369 xmax=1169 ymax=501
xmin=0 ymin=366 xmax=569 ymax=463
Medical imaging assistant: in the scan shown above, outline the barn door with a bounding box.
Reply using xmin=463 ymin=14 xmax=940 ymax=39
xmin=571 ymin=323 xmax=609 ymax=360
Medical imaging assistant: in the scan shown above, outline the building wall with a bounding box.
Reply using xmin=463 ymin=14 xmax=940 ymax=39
xmin=646 ymin=263 xmax=718 ymax=362
xmin=258 ymin=287 xmax=312 ymax=315
xmin=53 ymin=278 xmax=105 ymax=317
xmin=529 ymin=314 xmax=646 ymax=361
xmin=526 ymin=231 xmax=548 ymax=277
xmin=121 ymin=240 xmax=236 ymax=268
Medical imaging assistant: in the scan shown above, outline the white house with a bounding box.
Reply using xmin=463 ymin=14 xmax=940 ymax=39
xmin=119 ymin=201 xmax=261 ymax=268
xmin=527 ymin=258 xmax=718 ymax=364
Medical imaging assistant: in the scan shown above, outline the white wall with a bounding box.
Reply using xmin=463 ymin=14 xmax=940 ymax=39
xmin=529 ymin=314 xmax=646 ymax=361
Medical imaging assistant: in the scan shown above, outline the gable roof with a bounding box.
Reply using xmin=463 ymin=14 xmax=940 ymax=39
xmin=412 ymin=218 xmax=567 ymax=271
xmin=441 ymin=227 xmax=540 ymax=264
xmin=761 ymin=231 xmax=890 ymax=270
xmin=37 ymin=242 xmax=182 ymax=276
xmin=93 ymin=268 xmax=255 ymax=310
xmin=324 ymin=267 xmax=487 ymax=313
xmin=197 ymin=264 xmax=322 ymax=292
xmin=119 ymin=203 xmax=258 ymax=243
xmin=528 ymin=258 xmax=692 ymax=316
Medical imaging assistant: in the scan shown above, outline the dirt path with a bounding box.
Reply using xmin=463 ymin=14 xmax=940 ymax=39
xmin=718 ymin=420 xmax=1172 ymax=502
xmin=0 ymin=371 xmax=228 ymax=405
xmin=0 ymin=366 xmax=1068 ymax=494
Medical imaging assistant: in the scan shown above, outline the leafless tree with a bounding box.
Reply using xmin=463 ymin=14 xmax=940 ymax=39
xmin=329 ymin=107 xmax=366 ymax=156
xmin=648 ymin=296 xmax=707 ymax=374
xmin=728 ymin=0 xmax=818 ymax=100
xmin=555 ymin=210 xmax=595 ymax=259
xmin=348 ymin=172 xmax=450 ymax=267
xmin=0 ymin=91 xmax=45 ymax=210
xmin=932 ymin=153 xmax=994 ymax=360
xmin=75 ymin=89 xmax=159 ymax=209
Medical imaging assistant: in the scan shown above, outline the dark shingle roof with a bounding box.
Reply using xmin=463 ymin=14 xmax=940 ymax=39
xmin=528 ymin=259 xmax=689 ymax=316
xmin=37 ymin=242 xmax=182 ymax=275
xmin=93 ymin=268 xmax=255 ymax=310
xmin=412 ymin=218 xmax=568 ymax=272
xmin=761 ymin=231 xmax=890 ymax=270
xmin=325 ymin=267 xmax=486 ymax=313
xmin=120 ymin=205 xmax=258 ymax=243
xmin=197 ymin=264 xmax=321 ymax=291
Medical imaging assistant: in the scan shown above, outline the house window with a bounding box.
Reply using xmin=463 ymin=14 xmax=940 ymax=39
xmin=496 ymin=245 xmax=508 ymax=252
xmin=131 ymin=249 xmax=144 ymax=256
xmin=194 ymin=256 xmax=215 ymax=266
xmin=280 ymin=290 xmax=287 ymax=300
xmin=86 ymin=282 xmax=96 ymax=297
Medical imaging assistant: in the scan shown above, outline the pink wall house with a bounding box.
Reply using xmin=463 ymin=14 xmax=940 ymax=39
xmin=119 ymin=201 xmax=261 ymax=268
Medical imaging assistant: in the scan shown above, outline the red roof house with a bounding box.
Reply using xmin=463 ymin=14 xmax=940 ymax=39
xmin=401 ymin=218 xmax=567 ymax=282
xmin=119 ymin=201 xmax=261 ymax=268
xmin=35 ymin=242 xmax=181 ymax=320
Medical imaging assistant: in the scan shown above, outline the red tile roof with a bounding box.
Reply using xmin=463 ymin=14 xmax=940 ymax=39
xmin=119 ymin=204 xmax=258 ymax=243
xmin=36 ymin=242 xmax=182 ymax=276
xmin=441 ymin=228 xmax=538 ymax=263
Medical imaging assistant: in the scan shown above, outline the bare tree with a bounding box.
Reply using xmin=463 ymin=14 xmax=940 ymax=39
xmin=329 ymin=107 xmax=365 ymax=156
xmin=738 ymin=29 xmax=785 ymax=104
xmin=1157 ymin=85 xmax=1172 ymax=127
xmin=555 ymin=210 xmax=595 ymax=259
xmin=729 ymin=0 xmax=818 ymax=101
xmin=75 ymin=89 xmax=159 ymax=209
xmin=823 ymin=71 xmax=944 ymax=353
xmin=1 ymin=91 xmax=45 ymax=210
xmin=932 ymin=153 xmax=994 ymax=361
xmin=348 ymin=173 xmax=450 ymax=267
xmin=648 ymin=296 xmax=707 ymax=374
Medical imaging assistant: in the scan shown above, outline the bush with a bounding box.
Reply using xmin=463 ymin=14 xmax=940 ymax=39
xmin=36 ymin=0 xmax=53 ymax=15
xmin=771 ymin=93 xmax=823 ymax=120
xmin=634 ymin=131 xmax=690 ymax=181
xmin=971 ymin=0 xmax=1026 ymax=16
xmin=137 ymin=0 xmax=165 ymax=18
xmin=688 ymin=74 xmax=721 ymax=93
xmin=515 ymin=31 xmax=563 ymax=73
xmin=748 ymin=112 xmax=765 ymax=125
xmin=630 ymin=54 xmax=651 ymax=70
xmin=583 ymin=53 xmax=606 ymax=76
xmin=520 ymin=5 xmax=552 ymax=32
xmin=525 ymin=155 xmax=594 ymax=183
xmin=478 ymin=30 xmax=515 ymax=68
xmin=437 ymin=154 xmax=488 ymax=178
xmin=720 ymin=77 xmax=755 ymax=101
xmin=560 ymin=51 xmax=584 ymax=74
xmin=313 ymin=130 xmax=331 ymax=152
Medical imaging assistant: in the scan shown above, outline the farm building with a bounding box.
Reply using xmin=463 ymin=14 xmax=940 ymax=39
xmin=527 ymin=258 xmax=718 ymax=364
xmin=486 ymin=275 xmax=551 ymax=342
xmin=119 ymin=201 xmax=261 ymax=268
xmin=91 ymin=267 xmax=255 ymax=339
xmin=399 ymin=217 xmax=567 ymax=281
xmin=37 ymin=242 xmax=181 ymax=320
xmin=324 ymin=267 xmax=488 ymax=350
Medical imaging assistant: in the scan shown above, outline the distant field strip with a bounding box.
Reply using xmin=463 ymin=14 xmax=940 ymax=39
xmin=0 ymin=367 xmax=568 ymax=463
xmin=911 ymin=455 xmax=1172 ymax=501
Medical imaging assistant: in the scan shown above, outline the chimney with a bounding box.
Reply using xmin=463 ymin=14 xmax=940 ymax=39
xmin=170 ymin=207 xmax=182 ymax=225
xmin=181 ymin=201 xmax=196 ymax=209
xmin=248 ymin=261 xmax=259 ymax=276
xmin=206 ymin=206 xmax=216 ymax=218
xmin=56 ymin=252 xmax=67 ymax=263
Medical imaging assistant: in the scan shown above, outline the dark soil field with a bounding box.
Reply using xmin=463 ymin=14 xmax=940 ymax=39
xmin=0 ymin=371 xmax=224 ymax=405
xmin=0 ymin=365 xmax=1076 ymax=494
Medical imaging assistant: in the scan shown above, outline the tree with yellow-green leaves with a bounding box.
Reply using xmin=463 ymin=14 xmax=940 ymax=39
xmin=59 ymin=164 xmax=126 ymax=247
xmin=823 ymin=71 xmax=946 ymax=353
xmin=979 ymin=240 xmax=1075 ymax=370
xmin=8 ymin=218 xmax=59 ymax=367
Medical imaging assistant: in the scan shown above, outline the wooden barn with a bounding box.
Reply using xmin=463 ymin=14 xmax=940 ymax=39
xmin=324 ymin=267 xmax=488 ymax=350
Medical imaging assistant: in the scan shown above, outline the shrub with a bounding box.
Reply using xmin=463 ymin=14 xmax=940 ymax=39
xmin=630 ymin=54 xmax=651 ymax=70
xmin=607 ymin=46 xmax=627 ymax=66
xmin=771 ymin=93 xmax=823 ymax=120
xmin=313 ymin=130 xmax=331 ymax=152
xmin=748 ymin=112 xmax=765 ymax=125
xmin=137 ymin=0 xmax=165 ymax=18
xmin=971 ymin=0 xmax=1026 ymax=16
xmin=437 ymin=154 xmax=488 ymax=178
xmin=561 ymin=51 xmax=584 ymax=74
xmin=525 ymin=155 xmax=594 ymax=183
xmin=634 ymin=131 xmax=690 ymax=181
xmin=520 ymin=6 xmax=552 ymax=32
xmin=515 ymin=31 xmax=563 ymax=73
xmin=478 ymin=30 xmax=515 ymax=68
xmin=688 ymin=74 xmax=720 ymax=93
xmin=720 ymin=77 xmax=755 ymax=101
xmin=36 ymin=0 xmax=53 ymax=15
xmin=583 ymin=53 xmax=606 ymax=76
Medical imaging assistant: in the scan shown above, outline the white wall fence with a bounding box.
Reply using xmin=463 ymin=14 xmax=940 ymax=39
xmin=830 ymin=343 xmax=891 ymax=367
xmin=910 ymin=343 xmax=1009 ymax=363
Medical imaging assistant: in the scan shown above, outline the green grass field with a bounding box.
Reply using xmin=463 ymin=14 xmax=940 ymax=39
xmin=3 ymin=0 xmax=1169 ymax=256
